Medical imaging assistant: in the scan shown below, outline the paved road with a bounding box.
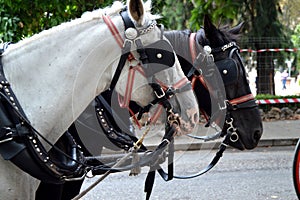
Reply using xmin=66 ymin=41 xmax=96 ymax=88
xmin=79 ymin=145 xmax=298 ymax=200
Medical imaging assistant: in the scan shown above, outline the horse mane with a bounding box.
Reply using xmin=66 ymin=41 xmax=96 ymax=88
xmin=219 ymin=25 xmax=242 ymax=44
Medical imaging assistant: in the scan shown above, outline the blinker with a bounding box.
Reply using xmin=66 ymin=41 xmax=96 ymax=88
xmin=140 ymin=40 xmax=175 ymax=77
xmin=215 ymin=58 xmax=239 ymax=86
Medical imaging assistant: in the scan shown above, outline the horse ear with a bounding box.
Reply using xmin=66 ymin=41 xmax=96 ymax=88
xmin=128 ymin=0 xmax=145 ymax=26
xmin=204 ymin=15 xmax=218 ymax=39
xmin=229 ymin=22 xmax=244 ymax=35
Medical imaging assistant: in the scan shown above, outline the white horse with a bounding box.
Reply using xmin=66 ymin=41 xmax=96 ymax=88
xmin=0 ymin=0 xmax=199 ymax=199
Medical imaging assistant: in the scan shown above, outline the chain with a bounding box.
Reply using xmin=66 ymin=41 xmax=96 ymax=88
xmin=138 ymin=21 xmax=157 ymax=35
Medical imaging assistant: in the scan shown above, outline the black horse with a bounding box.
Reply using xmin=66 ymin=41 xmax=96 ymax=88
xmin=36 ymin=15 xmax=263 ymax=200
xmin=164 ymin=15 xmax=263 ymax=150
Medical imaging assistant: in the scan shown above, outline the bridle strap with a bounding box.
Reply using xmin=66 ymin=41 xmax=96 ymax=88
xmin=229 ymin=93 xmax=255 ymax=105
xmin=227 ymin=94 xmax=257 ymax=110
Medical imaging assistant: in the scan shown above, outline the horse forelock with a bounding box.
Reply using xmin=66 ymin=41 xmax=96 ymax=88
xmin=219 ymin=25 xmax=241 ymax=44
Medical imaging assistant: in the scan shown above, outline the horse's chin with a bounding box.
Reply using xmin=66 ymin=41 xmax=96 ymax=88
xmin=225 ymin=130 xmax=261 ymax=151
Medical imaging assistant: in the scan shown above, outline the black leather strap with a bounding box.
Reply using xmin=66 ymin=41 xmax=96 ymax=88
xmin=120 ymin=9 xmax=135 ymax=29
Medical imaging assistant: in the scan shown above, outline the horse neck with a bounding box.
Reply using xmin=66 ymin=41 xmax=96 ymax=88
xmin=2 ymin=15 xmax=123 ymax=146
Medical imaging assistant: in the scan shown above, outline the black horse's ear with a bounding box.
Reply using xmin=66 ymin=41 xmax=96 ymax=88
xmin=229 ymin=22 xmax=244 ymax=35
xmin=204 ymin=15 xmax=218 ymax=39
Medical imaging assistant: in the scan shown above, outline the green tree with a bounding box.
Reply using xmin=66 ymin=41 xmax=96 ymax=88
xmin=241 ymin=0 xmax=290 ymax=94
xmin=0 ymin=0 xmax=114 ymax=42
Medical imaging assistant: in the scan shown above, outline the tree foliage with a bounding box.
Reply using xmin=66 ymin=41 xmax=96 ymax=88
xmin=0 ymin=0 xmax=114 ymax=42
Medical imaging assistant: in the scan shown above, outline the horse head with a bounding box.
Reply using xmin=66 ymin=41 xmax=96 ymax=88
xmin=193 ymin=15 xmax=263 ymax=150
xmin=115 ymin=0 xmax=199 ymax=135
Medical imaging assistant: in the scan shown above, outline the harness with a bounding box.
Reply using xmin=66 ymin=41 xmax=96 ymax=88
xmin=0 ymin=43 xmax=85 ymax=184
xmin=0 ymin=9 xmax=191 ymax=187
xmin=188 ymin=32 xmax=258 ymax=145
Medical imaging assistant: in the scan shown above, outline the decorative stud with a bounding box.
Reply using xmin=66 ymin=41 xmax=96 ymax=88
xmin=125 ymin=28 xmax=138 ymax=40
xmin=204 ymin=45 xmax=212 ymax=54
xmin=156 ymin=53 xmax=163 ymax=59
xmin=223 ymin=69 xmax=228 ymax=75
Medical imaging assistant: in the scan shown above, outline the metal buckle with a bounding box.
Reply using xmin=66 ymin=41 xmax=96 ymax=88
xmin=225 ymin=118 xmax=239 ymax=142
xmin=154 ymin=87 xmax=165 ymax=99
xmin=218 ymin=100 xmax=227 ymax=110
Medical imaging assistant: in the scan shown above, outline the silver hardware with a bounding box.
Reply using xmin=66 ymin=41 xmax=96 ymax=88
xmin=223 ymin=69 xmax=228 ymax=75
xmin=125 ymin=27 xmax=138 ymax=40
xmin=221 ymin=42 xmax=236 ymax=52
xmin=138 ymin=21 xmax=157 ymax=35
xmin=218 ymin=100 xmax=227 ymax=110
xmin=226 ymin=117 xmax=239 ymax=142
xmin=203 ymin=45 xmax=212 ymax=54
xmin=156 ymin=53 xmax=162 ymax=59
xmin=154 ymin=88 xmax=165 ymax=99
xmin=230 ymin=132 xmax=239 ymax=142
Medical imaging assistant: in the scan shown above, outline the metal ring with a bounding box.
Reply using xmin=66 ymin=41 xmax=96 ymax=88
xmin=230 ymin=132 xmax=239 ymax=142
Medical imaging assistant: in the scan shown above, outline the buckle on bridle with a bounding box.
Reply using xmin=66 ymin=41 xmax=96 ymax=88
xmin=218 ymin=100 xmax=227 ymax=110
xmin=154 ymin=87 xmax=165 ymax=99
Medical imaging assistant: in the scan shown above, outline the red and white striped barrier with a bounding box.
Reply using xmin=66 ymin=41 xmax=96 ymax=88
xmin=256 ymin=98 xmax=300 ymax=104
xmin=240 ymin=48 xmax=300 ymax=53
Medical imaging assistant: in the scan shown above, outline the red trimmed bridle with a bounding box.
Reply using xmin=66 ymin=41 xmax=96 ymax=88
xmin=188 ymin=32 xmax=258 ymax=145
xmin=103 ymin=13 xmax=192 ymax=128
xmin=189 ymin=32 xmax=256 ymax=111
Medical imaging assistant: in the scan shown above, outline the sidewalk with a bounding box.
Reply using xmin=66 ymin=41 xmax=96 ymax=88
xmin=139 ymin=120 xmax=300 ymax=150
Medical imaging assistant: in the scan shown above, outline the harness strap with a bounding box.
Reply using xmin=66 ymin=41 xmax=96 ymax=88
xmin=109 ymin=41 xmax=132 ymax=91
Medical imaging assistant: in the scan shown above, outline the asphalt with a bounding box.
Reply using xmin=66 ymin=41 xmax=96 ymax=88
xmin=137 ymin=120 xmax=300 ymax=151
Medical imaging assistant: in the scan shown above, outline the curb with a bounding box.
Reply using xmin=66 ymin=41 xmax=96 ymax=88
xmin=145 ymin=138 xmax=299 ymax=151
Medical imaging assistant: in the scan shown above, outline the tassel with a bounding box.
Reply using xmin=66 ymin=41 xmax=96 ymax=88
xmin=129 ymin=149 xmax=141 ymax=176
